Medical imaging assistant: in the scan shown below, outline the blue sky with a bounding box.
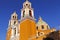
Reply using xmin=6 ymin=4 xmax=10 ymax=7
xmin=0 ymin=0 xmax=60 ymax=40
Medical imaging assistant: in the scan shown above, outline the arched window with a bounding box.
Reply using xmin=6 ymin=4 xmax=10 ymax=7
xmin=13 ymin=16 xmax=16 ymax=19
xmin=26 ymin=4 xmax=28 ymax=6
xmin=15 ymin=16 xmax=16 ymax=19
xmin=23 ymin=11 xmax=25 ymax=17
xmin=36 ymin=26 xmax=38 ymax=30
xmin=40 ymin=32 xmax=44 ymax=36
xmin=47 ymin=25 xmax=49 ymax=29
xmin=41 ymin=25 xmax=44 ymax=29
xmin=14 ymin=28 xmax=16 ymax=36
xmin=13 ymin=16 xmax=14 ymax=18
xmin=29 ymin=10 xmax=32 ymax=17
xmin=14 ymin=21 xmax=16 ymax=25
xmin=38 ymin=32 xmax=40 ymax=36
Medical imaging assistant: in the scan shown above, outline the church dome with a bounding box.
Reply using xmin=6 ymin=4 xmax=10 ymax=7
xmin=36 ymin=17 xmax=50 ymax=30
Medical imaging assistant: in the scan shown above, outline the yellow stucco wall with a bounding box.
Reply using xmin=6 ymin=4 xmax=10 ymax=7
xmin=20 ymin=19 xmax=36 ymax=40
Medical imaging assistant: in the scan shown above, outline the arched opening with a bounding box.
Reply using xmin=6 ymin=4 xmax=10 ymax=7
xmin=38 ymin=32 xmax=40 ymax=36
xmin=14 ymin=21 xmax=16 ymax=25
xmin=40 ymin=32 xmax=44 ymax=36
xmin=13 ymin=16 xmax=14 ymax=19
xmin=29 ymin=10 xmax=32 ymax=17
xmin=14 ymin=28 xmax=16 ymax=36
xmin=15 ymin=16 xmax=16 ymax=19
xmin=23 ymin=10 xmax=25 ymax=17
xmin=36 ymin=26 xmax=38 ymax=30
xmin=41 ymin=25 xmax=44 ymax=29
xmin=47 ymin=25 xmax=49 ymax=29
xmin=26 ymin=4 xmax=28 ymax=6
xmin=13 ymin=16 xmax=16 ymax=19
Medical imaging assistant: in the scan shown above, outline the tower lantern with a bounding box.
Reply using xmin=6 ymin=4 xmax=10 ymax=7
xmin=11 ymin=12 xmax=18 ymax=20
xmin=21 ymin=0 xmax=34 ymax=21
xmin=7 ymin=12 xmax=19 ymax=40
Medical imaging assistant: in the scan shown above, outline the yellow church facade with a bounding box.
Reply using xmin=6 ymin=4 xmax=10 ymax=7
xmin=6 ymin=0 xmax=56 ymax=40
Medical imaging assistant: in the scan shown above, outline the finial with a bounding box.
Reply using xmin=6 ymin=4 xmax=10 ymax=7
xmin=13 ymin=12 xmax=17 ymax=15
xmin=11 ymin=11 xmax=18 ymax=17
xmin=39 ymin=16 xmax=42 ymax=21
xmin=26 ymin=0 xmax=28 ymax=1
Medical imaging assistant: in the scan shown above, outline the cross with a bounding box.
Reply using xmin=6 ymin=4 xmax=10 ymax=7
xmin=26 ymin=0 xmax=28 ymax=1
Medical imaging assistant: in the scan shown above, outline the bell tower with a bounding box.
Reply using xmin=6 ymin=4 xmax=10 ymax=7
xmin=20 ymin=0 xmax=36 ymax=40
xmin=6 ymin=12 xmax=19 ymax=40
xmin=21 ymin=0 xmax=34 ymax=21
xmin=10 ymin=12 xmax=19 ymax=40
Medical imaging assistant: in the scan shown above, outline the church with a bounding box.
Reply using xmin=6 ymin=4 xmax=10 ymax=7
xmin=6 ymin=0 xmax=56 ymax=40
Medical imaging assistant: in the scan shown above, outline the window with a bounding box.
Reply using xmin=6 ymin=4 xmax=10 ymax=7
xmin=40 ymin=32 xmax=44 ymax=36
xmin=28 ymin=5 xmax=30 ymax=8
xmin=36 ymin=26 xmax=38 ymax=30
xmin=14 ymin=28 xmax=16 ymax=36
xmin=41 ymin=25 xmax=44 ymax=29
xmin=38 ymin=32 xmax=44 ymax=36
xmin=14 ymin=21 xmax=16 ymax=25
xmin=23 ymin=11 xmax=25 ymax=17
xmin=13 ymin=16 xmax=14 ymax=18
xmin=29 ymin=10 xmax=32 ymax=17
xmin=26 ymin=4 xmax=28 ymax=6
xmin=47 ymin=25 xmax=49 ymax=29
xmin=38 ymin=32 xmax=40 ymax=36
xmin=15 ymin=16 xmax=16 ymax=19
xmin=13 ymin=16 xmax=16 ymax=19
